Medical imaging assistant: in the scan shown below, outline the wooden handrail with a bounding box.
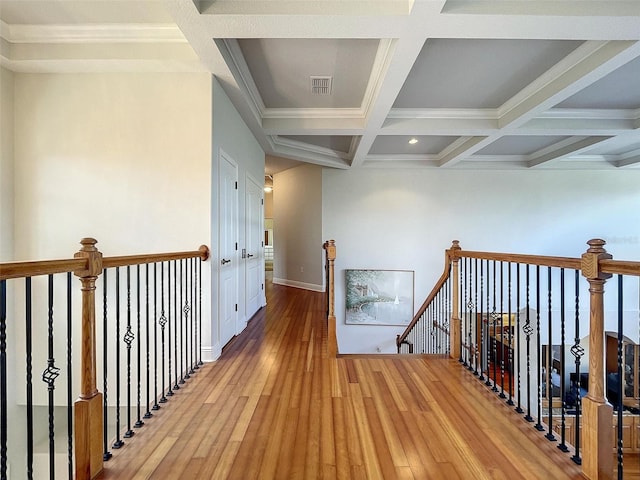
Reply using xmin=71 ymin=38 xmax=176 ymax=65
xmin=0 ymin=238 xmax=210 ymax=480
xmin=0 ymin=258 xmax=87 ymax=280
xmin=396 ymin=241 xmax=457 ymax=351
xmin=457 ymin=250 xmax=581 ymax=270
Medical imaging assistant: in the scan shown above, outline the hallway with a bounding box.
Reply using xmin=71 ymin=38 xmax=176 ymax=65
xmin=98 ymin=278 xmax=585 ymax=479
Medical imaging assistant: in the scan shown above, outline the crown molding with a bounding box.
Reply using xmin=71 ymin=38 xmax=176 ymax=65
xmin=262 ymin=107 xmax=364 ymax=120
xmin=273 ymin=136 xmax=352 ymax=161
xmin=360 ymin=39 xmax=394 ymax=118
xmin=4 ymin=23 xmax=187 ymax=44
xmin=542 ymin=108 xmax=639 ymax=120
xmin=388 ymin=108 xmax=499 ymax=120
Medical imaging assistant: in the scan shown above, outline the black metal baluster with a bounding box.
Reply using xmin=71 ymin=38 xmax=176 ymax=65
xmin=465 ymin=258 xmax=475 ymax=372
xmin=166 ymin=261 xmax=173 ymax=397
xmin=66 ymin=272 xmax=73 ymax=479
xmin=124 ymin=266 xmax=135 ymax=438
xmin=159 ymin=262 xmax=168 ymax=404
xmin=459 ymin=259 xmax=464 ymax=362
xmin=571 ymin=270 xmax=582 ymax=465
xmin=25 ymin=278 xmax=34 ymax=479
xmin=183 ymin=259 xmax=190 ymax=380
xmin=479 ymin=260 xmax=485 ymax=382
xmin=491 ymin=261 xmax=498 ymax=393
xmin=198 ymin=258 xmax=203 ymax=366
xmin=461 ymin=258 xmax=467 ymax=365
xmin=499 ymin=262 xmax=506 ymax=399
xmin=507 ymin=263 xmax=514 ymax=407
xmin=545 ymin=267 xmax=556 ymax=441
xmin=446 ymin=271 xmax=451 ymax=356
xmin=134 ymin=265 xmax=144 ymax=429
xmin=102 ymin=269 xmax=112 ymax=459
xmin=524 ymin=265 xmax=534 ymax=423
xmin=558 ymin=269 xmax=568 ymax=452
xmin=113 ymin=267 xmax=124 ymax=449
xmin=152 ymin=264 xmax=161 ymax=411
xmin=515 ymin=264 xmax=524 ymax=415
xmin=0 ymin=280 xmax=6 ymax=480
xmin=485 ymin=260 xmax=493 ymax=389
xmin=473 ymin=259 xmax=479 ymax=376
xmin=535 ymin=266 xmax=544 ymax=432
xmin=190 ymin=258 xmax=198 ymax=373
xmin=194 ymin=258 xmax=200 ymax=370
xmin=616 ymin=275 xmax=624 ymax=479
xmin=144 ymin=263 xmax=152 ymax=420
xmin=42 ymin=275 xmax=60 ymax=480
xmin=174 ymin=260 xmax=180 ymax=390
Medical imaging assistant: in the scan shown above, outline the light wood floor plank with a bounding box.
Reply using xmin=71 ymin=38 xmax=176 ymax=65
xmin=97 ymin=277 xmax=590 ymax=480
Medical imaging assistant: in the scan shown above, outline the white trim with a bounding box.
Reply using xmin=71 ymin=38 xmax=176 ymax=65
xmin=272 ymin=277 xmax=325 ymax=293
xmin=6 ymin=23 xmax=187 ymax=44
xmin=201 ymin=344 xmax=221 ymax=362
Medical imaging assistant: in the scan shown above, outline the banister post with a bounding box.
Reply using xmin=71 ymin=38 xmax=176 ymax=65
xmin=449 ymin=240 xmax=462 ymax=360
xmin=581 ymin=238 xmax=613 ymax=480
xmin=73 ymin=238 xmax=104 ymax=479
xmin=324 ymin=240 xmax=337 ymax=357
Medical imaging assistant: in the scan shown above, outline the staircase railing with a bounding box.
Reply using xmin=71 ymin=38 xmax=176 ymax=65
xmin=0 ymin=238 xmax=209 ymax=479
xmin=397 ymin=239 xmax=640 ymax=480
xmin=323 ymin=240 xmax=337 ymax=357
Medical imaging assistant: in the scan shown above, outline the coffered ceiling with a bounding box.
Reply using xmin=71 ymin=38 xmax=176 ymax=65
xmin=2 ymin=0 xmax=640 ymax=172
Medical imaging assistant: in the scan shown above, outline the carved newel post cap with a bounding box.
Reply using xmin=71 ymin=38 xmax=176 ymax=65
xmin=199 ymin=245 xmax=210 ymax=261
xmin=581 ymin=238 xmax=612 ymax=280
xmin=451 ymin=240 xmax=461 ymax=250
xmin=586 ymin=238 xmax=607 ymax=253
xmin=75 ymin=237 xmax=103 ymax=278
xmin=79 ymin=237 xmax=98 ymax=251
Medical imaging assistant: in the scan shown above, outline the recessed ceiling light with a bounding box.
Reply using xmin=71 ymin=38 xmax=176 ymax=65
xmin=408 ymin=138 xmax=418 ymax=145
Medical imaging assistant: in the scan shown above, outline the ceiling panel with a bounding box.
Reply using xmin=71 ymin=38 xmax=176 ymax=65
xmin=238 ymin=39 xmax=379 ymax=109
xmin=556 ymin=56 xmax=640 ymax=109
xmin=477 ymin=136 xmax=570 ymax=156
xmin=370 ymin=136 xmax=458 ymax=155
xmin=394 ymin=39 xmax=584 ymax=109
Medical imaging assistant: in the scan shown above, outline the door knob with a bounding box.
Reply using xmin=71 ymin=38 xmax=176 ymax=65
xmin=221 ymin=258 xmax=231 ymax=265
xmin=247 ymin=254 xmax=254 ymax=258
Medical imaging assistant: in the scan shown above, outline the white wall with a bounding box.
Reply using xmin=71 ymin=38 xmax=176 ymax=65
xmin=323 ymin=167 xmax=640 ymax=354
xmin=211 ymin=78 xmax=265 ymax=359
xmin=1 ymin=67 xmax=14 ymax=261
xmin=273 ymin=163 xmax=324 ymax=291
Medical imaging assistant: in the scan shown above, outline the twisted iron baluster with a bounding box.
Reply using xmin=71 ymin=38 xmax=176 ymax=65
xmin=134 ymin=265 xmax=144 ymax=429
xmin=183 ymin=259 xmax=191 ymax=380
xmin=545 ymin=267 xmax=555 ymax=441
xmin=113 ymin=267 xmax=124 ymax=448
xmin=534 ymin=266 xmax=544 ymax=432
xmin=152 ymin=263 xmax=161 ymax=411
xmin=499 ymin=261 xmax=506 ymax=399
xmin=506 ymin=263 xmax=514 ymax=406
xmin=159 ymin=262 xmax=168 ymax=404
xmin=167 ymin=261 xmax=174 ymax=397
xmin=515 ymin=264 xmax=524 ymax=414
xmin=25 ymin=278 xmax=34 ymax=478
xmin=144 ymin=263 xmax=152 ymax=419
xmin=43 ymin=275 xmax=60 ymax=479
xmin=102 ymin=269 xmax=112 ymax=459
xmin=570 ymin=270 xmax=583 ymax=465
xmin=66 ymin=272 xmax=73 ymax=479
xmin=523 ymin=265 xmax=534 ymax=423
xmin=124 ymin=266 xmax=135 ymax=438
xmin=490 ymin=261 xmax=499 ymax=393
xmin=478 ymin=260 xmax=485 ymax=382
xmin=616 ymin=275 xmax=623 ymax=478
xmin=558 ymin=268 xmax=568 ymax=452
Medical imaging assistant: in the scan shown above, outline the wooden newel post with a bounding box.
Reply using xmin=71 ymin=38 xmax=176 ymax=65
xmin=449 ymin=240 xmax=462 ymax=360
xmin=324 ymin=240 xmax=337 ymax=357
xmin=74 ymin=238 xmax=104 ymax=479
xmin=581 ymin=238 xmax=613 ymax=480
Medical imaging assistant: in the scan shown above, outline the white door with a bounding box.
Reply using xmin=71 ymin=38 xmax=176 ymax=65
xmin=219 ymin=151 xmax=238 ymax=347
xmin=245 ymin=175 xmax=263 ymax=319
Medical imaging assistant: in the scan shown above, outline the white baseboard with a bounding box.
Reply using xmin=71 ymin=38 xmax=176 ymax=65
xmin=272 ymin=277 xmax=325 ymax=292
xmin=202 ymin=343 xmax=221 ymax=362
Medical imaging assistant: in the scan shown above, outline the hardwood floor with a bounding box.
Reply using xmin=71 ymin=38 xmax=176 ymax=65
xmin=97 ymin=278 xmax=587 ymax=479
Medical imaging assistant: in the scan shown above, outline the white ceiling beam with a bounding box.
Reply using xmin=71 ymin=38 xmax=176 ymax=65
xmin=616 ymin=148 xmax=640 ymax=168
xmin=196 ymin=0 xmax=411 ymax=16
xmin=527 ymin=136 xmax=612 ymax=168
xmin=437 ymin=136 xmax=489 ymax=167
xmin=499 ymin=40 xmax=640 ymax=130
xmin=262 ymin=117 xmax=365 ymax=136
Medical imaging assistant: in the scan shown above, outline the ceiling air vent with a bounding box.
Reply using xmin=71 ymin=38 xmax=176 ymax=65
xmin=310 ymin=76 xmax=332 ymax=95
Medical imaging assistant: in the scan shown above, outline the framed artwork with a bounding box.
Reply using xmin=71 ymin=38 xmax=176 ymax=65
xmin=345 ymin=269 xmax=414 ymax=325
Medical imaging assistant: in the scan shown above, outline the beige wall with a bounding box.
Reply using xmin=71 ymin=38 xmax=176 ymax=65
xmin=273 ymin=163 xmax=323 ymax=291
xmin=264 ymin=189 xmax=273 ymax=218
xmin=0 ymin=67 xmax=14 ymax=261
xmin=13 ymin=72 xmax=212 ymax=260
